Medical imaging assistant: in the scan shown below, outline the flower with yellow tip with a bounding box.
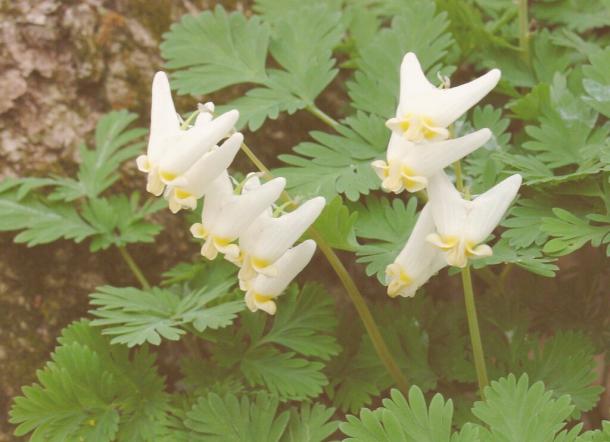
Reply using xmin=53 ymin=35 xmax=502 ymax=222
xmin=190 ymin=171 xmax=285 ymax=261
xmin=386 ymin=52 xmax=501 ymax=143
xmin=236 ymin=196 xmax=326 ymax=288
xmin=164 ymin=132 xmax=244 ymax=213
xmin=372 ymin=129 xmax=492 ymax=194
xmin=425 ymin=171 xmax=522 ymax=268
xmin=136 ymin=71 xmax=239 ymax=196
xmin=244 ymin=239 xmax=317 ymax=315
xmin=385 ymin=204 xmax=446 ymax=298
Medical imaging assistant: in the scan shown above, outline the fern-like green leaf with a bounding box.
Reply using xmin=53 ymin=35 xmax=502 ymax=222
xmin=472 ymin=374 xmax=574 ymax=442
xmin=185 ymin=392 xmax=290 ymax=442
xmin=90 ymin=279 xmax=241 ymax=347
xmin=341 ymin=387 xmax=454 ymax=442
xmin=10 ymin=320 xmax=169 ymax=441
xmin=276 ymin=112 xmax=387 ymax=201
xmin=0 ymin=189 xmax=96 ymax=246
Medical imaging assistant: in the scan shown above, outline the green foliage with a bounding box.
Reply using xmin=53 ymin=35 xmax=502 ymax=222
xmin=472 ymin=374 xmax=574 ymax=441
xmin=0 ymin=188 xmax=96 ymax=245
xmin=184 ymin=392 xmax=338 ymax=442
xmin=341 ymin=374 xmax=607 ymax=441
xmin=542 ymin=208 xmax=610 ymax=256
xmin=276 ymin=112 xmax=387 ymax=201
xmin=0 ymin=110 xmax=161 ymax=251
xmin=82 ymin=194 xmax=165 ymax=251
xmin=341 ymin=387 xmax=454 ymax=442
xmin=513 ymin=332 xmax=604 ymax=417
xmin=10 ymin=321 xmax=170 ymax=441
xmin=312 ymin=196 xmax=359 ymax=252
xmin=9 ymin=0 xmax=610 ymax=439
xmin=210 ymin=284 xmax=340 ymax=401
xmin=329 ymin=301 xmax=437 ymax=413
xmin=89 ymin=279 xmax=242 ymax=347
xmin=347 ymin=3 xmax=454 ymax=118
xmin=162 ymin=4 xmax=343 ymax=130
xmin=61 ymin=111 xmax=147 ymax=200
xmin=582 ymin=48 xmax=610 ymax=119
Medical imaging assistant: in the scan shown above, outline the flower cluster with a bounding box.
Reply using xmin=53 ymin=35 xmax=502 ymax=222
xmin=138 ymin=72 xmax=325 ymax=314
xmin=378 ymin=53 xmax=522 ymax=298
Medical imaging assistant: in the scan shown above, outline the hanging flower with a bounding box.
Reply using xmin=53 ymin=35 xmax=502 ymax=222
xmin=164 ymin=132 xmax=244 ymax=213
xmin=190 ymin=171 xmax=286 ymax=261
xmin=137 ymin=71 xmax=239 ymax=196
xmin=372 ymin=129 xmax=491 ymax=194
xmin=386 ymin=52 xmax=501 ymax=143
xmin=425 ymin=171 xmax=522 ymax=268
xmin=385 ymin=204 xmax=446 ymax=298
xmin=236 ymin=196 xmax=326 ymax=288
xmin=244 ymin=240 xmax=317 ymax=315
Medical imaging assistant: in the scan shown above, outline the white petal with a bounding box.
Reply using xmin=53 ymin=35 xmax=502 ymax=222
xmin=407 ymin=129 xmax=491 ymax=176
xmin=426 ymin=171 xmax=468 ymax=237
xmin=386 ymin=132 xmax=414 ymax=161
xmin=148 ymin=72 xmax=179 ymax=162
xmin=213 ymin=177 xmax=285 ymax=239
xmin=249 ymin=240 xmax=316 ymax=297
xmin=159 ymin=110 xmax=240 ymax=183
xmin=430 ymin=69 xmax=501 ymax=127
xmin=393 ymin=204 xmax=445 ymax=281
xmin=241 ymin=197 xmax=325 ymax=264
xmin=397 ymin=69 xmax=501 ymax=128
xmin=177 ymin=132 xmax=243 ymax=199
xmin=398 ymin=52 xmax=437 ymax=107
xmin=200 ymin=171 xmax=233 ymax=226
xmin=467 ymin=174 xmax=522 ymax=243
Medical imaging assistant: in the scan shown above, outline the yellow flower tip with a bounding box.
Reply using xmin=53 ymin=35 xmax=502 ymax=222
xmin=159 ymin=170 xmax=178 ymax=183
xmin=174 ymin=188 xmax=192 ymax=200
xmin=251 ymin=256 xmax=271 ymax=270
xmin=386 ymin=263 xmax=413 ymax=298
xmin=388 ymin=113 xmax=449 ymax=142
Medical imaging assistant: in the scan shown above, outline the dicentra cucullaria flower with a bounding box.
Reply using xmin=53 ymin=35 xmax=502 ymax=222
xmin=244 ymin=240 xmax=317 ymax=315
xmin=190 ymin=171 xmax=286 ymax=262
xmin=381 ymin=51 xmax=522 ymax=298
xmin=236 ymin=196 xmax=325 ymax=288
xmin=426 ymin=171 xmax=522 ymax=268
xmin=137 ymin=72 xmax=239 ymax=198
xmin=385 ymin=204 xmax=446 ymax=298
xmin=374 ymin=52 xmax=501 ymax=195
xmin=138 ymin=71 xmax=324 ymax=314
xmin=386 ymin=52 xmax=501 ymax=143
xmin=372 ymin=129 xmax=491 ymax=194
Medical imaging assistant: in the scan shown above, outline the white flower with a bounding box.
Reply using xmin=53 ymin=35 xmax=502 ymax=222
xmin=244 ymin=239 xmax=317 ymax=315
xmin=386 ymin=52 xmax=501 ymax=143
xmin=236 ymin=196 xmax=326 ymax=287
xmin=190 ymin=172 xmax=285 ymax=261
xmin=425 ymin=171 xmax=522 ymax=268
xmin=385 ymin=204 xmax=446 ymax=298
xmin=372 ymin=129 xmax=491 ymax=194
xmin=136 ymin=71 xmax=239 ymax=196
xmin=164 ymin=132 xmax=244 ymax=213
